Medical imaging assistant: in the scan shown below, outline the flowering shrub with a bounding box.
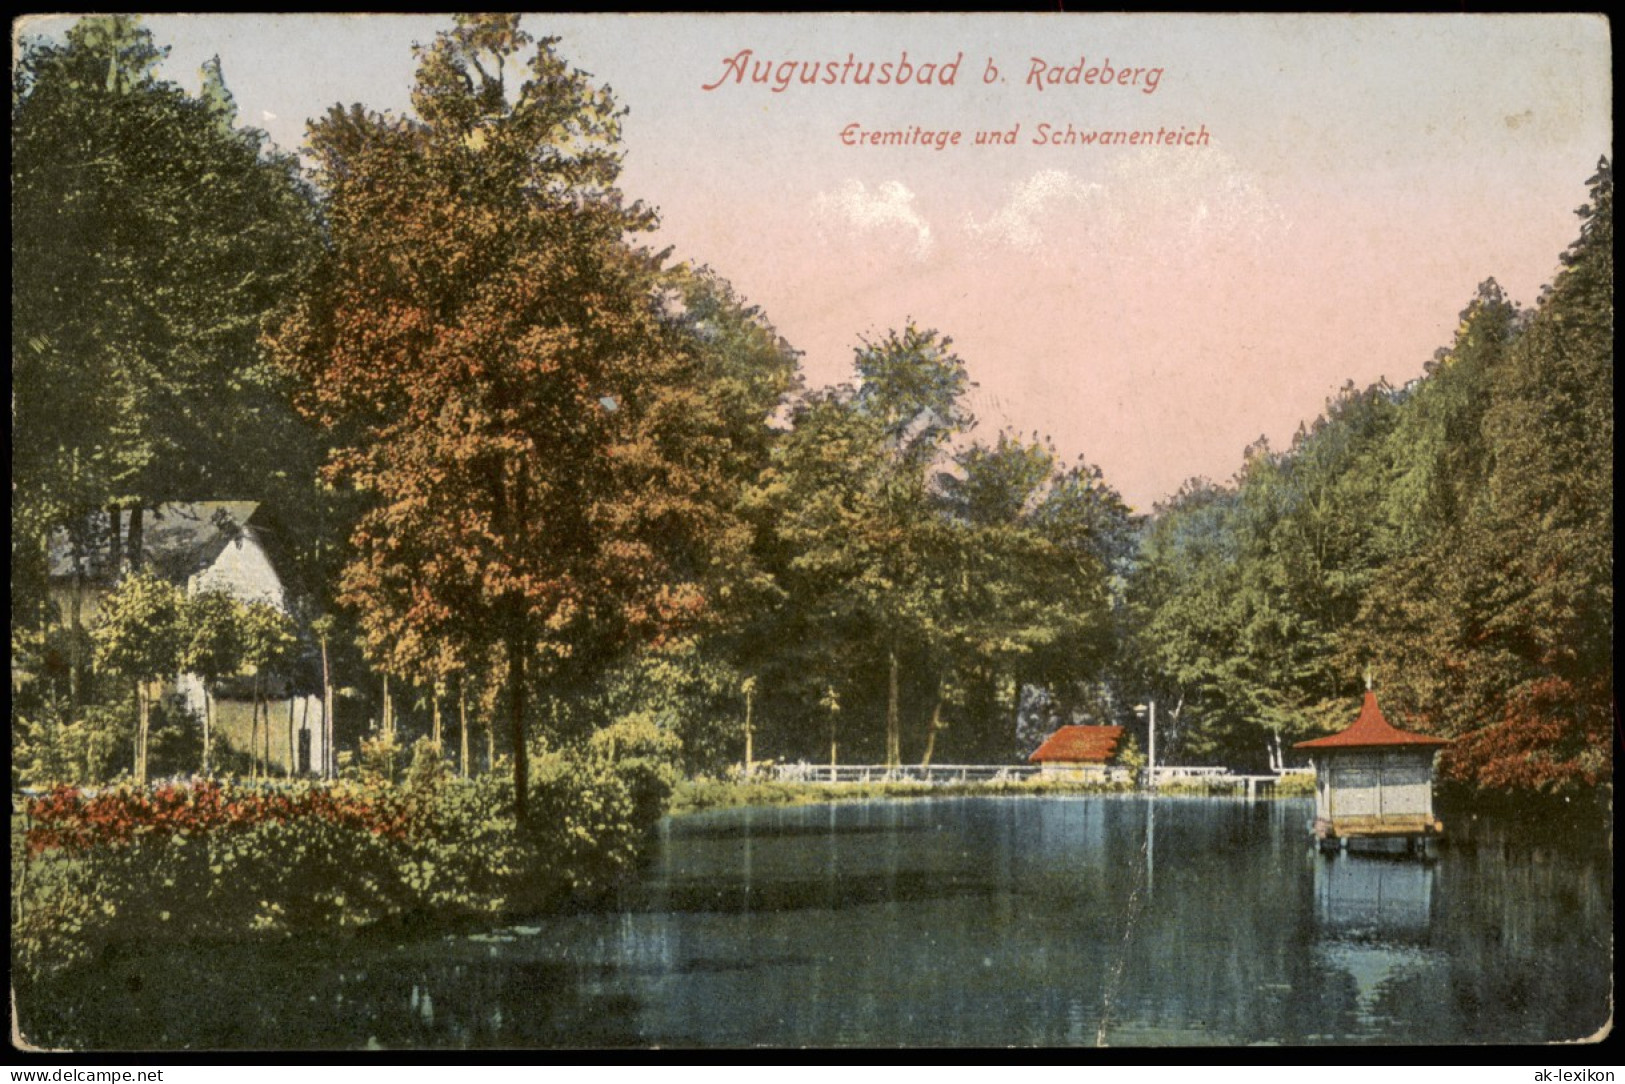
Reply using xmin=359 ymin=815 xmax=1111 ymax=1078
xmin=13 ymin=793 xmax=410 ymax=983
xmin=12 ymin=732 xmax=678 ymax=985
xmin=23 ymin=780 xmax=412 ymax=856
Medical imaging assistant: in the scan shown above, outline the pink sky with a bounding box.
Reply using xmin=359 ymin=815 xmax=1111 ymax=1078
xmin=19 ymin=14 xmax=1612 ymax=510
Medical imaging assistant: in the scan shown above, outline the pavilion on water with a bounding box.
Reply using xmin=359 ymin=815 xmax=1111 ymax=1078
xmin=1294 ymin=689 xmax=1450 ymax=851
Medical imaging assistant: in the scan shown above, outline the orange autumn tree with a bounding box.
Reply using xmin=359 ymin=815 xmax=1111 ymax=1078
xmin=269 ymin=16 xmax=747 ymax=815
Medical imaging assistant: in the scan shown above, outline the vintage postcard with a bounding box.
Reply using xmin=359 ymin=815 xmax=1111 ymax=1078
xmin=10 ymin=13 xmax=1613 ymax=1054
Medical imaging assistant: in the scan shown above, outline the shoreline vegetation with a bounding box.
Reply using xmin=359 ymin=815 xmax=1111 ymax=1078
xmin=11 ymin=762 xmax=1607 ymax=1050
xmin=0 ymin=765 xmax=1327 ymax=988
xmin=11 ymin=723 xmax=679 ymax=991
xmin=669 ymin=771 xmax=1318 ymax=813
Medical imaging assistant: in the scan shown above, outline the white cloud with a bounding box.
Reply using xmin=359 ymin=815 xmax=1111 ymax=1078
xmin=1103 ymin=148 xmax=1288 ymax=240
xmin=261 ymin=110 xmax=277 ymax=121
xmin=961 ymin=169 xmax=1105 ymax=252
xmin=961 ymin=152 xmax=1288 ymax=260
xmin=814 ymin=179 xmax=933 ymax=258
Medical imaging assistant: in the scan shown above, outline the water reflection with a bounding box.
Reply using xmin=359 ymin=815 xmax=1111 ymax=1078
xmin=1313 ymin=852 xmax=1435 ymax=939
xmin=1310 ymin=853 xmax=1442 ymax=1032
xmin=17 ymin=796 xmax=1611 ymax=1050
xmin=1144 ymin=797 xmax=1155 ymax=897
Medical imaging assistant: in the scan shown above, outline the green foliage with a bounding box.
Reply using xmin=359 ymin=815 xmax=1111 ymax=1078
xmin=527 ymin=749 xmax=641 ymax=895
xmin=1347 ymin=161 xmax=1612 ymax=792
xmin=1116 ymin=732 xmax=1147 ymax=773
xmin=943 ymin=431 xmax=1053 ymax=528
xmin=746 ymin=330 xmax=1127 ymax=767
xmin=758 ymin=375 xmax=949 ymax=765
xmin=268 ymin=16 xmax=787 ymax=817
xmin=239 ymin=602 xmax=298 ymax=677
xmin=13 ymin=698 xmax=129 ymax=789
xmin=403 ymin=735 xmax=450 ymax=795
xmin=1125 ymin=161 xmax=1613 ymax=790
xmin=88 ymin=569 xmax=185 ymax=783
xmin=1272 ymin=773 xmax=1316 ymax=797
xmin=11 ymin=13 xmax=340 ymax=789
xmin=10 ymin=750 xmax=679 ymax=987
xmin=538 ymin=637 xmax=744 ymax=776
xmin=13 ymin=16 xmax=1600 ymax=812
xmin=179 ymin=589 xmax=246 ymax=774
xmin=142 ymin=701 xmax=205 ymax=779
xmin=526 ymin=716 xmax=682 ymax=896
xmin=90 ymin=570 xmax=184 ymax=687
xmin=940 ymin=434 xmax=1123 ymax=756
xmin=658 ymin=264 xmax=803 ymax=504
xmin=356 ymin=730 xmax=405 ymax=786
xmin=587 ymin=712 xmax=683 ymax=830
xmin=180 ymin=591 xmax=245 ymax=688
xmin=854 ymin=324 xmax=975 ymax=457
xmin=12 ymin=16 xmax=324 ymax=598
xmin=669 ymin=775 xmax=1142 ymax=814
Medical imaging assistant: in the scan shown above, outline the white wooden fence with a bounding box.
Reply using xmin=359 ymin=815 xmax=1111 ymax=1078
xmin=1148 ymin=765 xmax=1229 ymax=781
xmin=767 ymin=762 xmax=1314 ymax=789
xmin=771 ymin=763 xmax=1044 ymax=785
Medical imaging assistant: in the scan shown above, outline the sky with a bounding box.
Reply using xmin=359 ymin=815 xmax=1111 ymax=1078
xmin=15 ymin=14 xmax=1613 ymax=512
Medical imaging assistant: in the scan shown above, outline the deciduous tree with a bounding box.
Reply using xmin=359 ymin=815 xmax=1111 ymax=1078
xmin=180 ymin=590 xmax=245 ymax=776
xmin=269 ymin=16 xmax=766 ymax=814
xmin=90 ymin=570 xmax=184 ymax=784
xmin=239 ymin=602 xmax=299 ymax=779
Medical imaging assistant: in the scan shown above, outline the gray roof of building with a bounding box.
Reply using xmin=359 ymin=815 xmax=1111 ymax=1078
xmin=47 ymin=501 xmax=262 ymax=585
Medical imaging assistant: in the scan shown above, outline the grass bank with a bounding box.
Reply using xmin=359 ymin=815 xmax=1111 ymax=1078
xmin=1150 ymin=774 xmax=1317 ymax=798
xmin=671 ymin=772 xmax=1316 ymax=814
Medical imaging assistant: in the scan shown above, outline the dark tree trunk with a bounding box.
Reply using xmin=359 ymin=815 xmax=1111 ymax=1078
xmin=920 ymin=684 xmax=944 ymax=769
xmin=69 ymin=549 xmax=85 ymax=717
xmin=828 ymin=711 xmax=838 ymax=781
xmin=261 ymin=677 xmax=272 ymax=777
xmin=202 ymin=688 xmax=212 ymax=776
xmin=886 ymin=648 xmax=901 ymax=769
xmin=299 ymin=695 xmax=311 ymax=776
xmin=107 ymin=506 xmax=122 ymax=578
xmin=250 ymin=674 xmax=261 ymax=781
xmin=458 ymin=680 xmax=469 ymax=779
xmin=382 ymin=673 xmax=394 ymax=783
xmin=382 ymin=673 xmax=393 ymax=739
xmin=508 ymin=625 xmax=529 ymax=819
xmin=319 ymin=636 xmax=333 ymax=779
xmin=743 ymin=685 xmax=754 ymax=778
xmin=134 ymin=681 xmax=149 ymax=785
xmin=125 ymin=506 xmax=144 ymax=571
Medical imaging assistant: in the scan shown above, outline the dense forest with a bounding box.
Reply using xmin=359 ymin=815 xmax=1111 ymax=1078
xmin=11 ymin=15 xmax=1613 ymax=800
xmin=1127 ymin=164 xmax=1613 ymax=789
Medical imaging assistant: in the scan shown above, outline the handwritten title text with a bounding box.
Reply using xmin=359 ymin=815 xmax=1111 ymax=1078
xmin=701 ymin=50 xmax=1165 ymax=95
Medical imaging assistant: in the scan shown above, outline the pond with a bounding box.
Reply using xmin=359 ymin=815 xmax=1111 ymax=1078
xmin=23 ymin=795 xmax=1614 ymax=1049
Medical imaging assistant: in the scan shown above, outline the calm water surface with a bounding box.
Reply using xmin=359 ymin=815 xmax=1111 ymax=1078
xmin=34 ymin=796 xmax=1613 ymax=1048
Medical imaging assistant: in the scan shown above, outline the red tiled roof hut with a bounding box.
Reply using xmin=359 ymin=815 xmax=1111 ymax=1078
xmin=1029 ymin=725 xmax=1124 ymax=780
xmin=1294 ymin=691 xmax=1449 ymax=843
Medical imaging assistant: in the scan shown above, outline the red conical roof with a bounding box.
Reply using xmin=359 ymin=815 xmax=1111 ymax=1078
xmin=1293 ymin=691 xmax=1450 ymax=751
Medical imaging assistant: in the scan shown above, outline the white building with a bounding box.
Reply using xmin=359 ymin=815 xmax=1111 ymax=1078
xmin=49 ymin=501 xmax=327 ymax=775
